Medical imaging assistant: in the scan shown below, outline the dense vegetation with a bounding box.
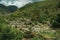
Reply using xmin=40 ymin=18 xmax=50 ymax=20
xmin=0 ymin=0 xmax=60 ymax=40
xmin=0 ymin=4 xmax=18 ymax=15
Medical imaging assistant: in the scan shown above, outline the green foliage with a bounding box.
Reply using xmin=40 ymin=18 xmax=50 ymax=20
xmin=0 ymin=0 xmax=60 ymax=40
xmin=0 ymin=24 xmax=23 ymax=40
xmin=51 ymin=14 xmax=60 ymax=28
xmin=5 ymin=0 xmax=60 ymax=26
xmin=31 ymin=36 xmax=44 ymax=40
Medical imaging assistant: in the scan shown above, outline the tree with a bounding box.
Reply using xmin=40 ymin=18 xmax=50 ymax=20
xmin=0 ymin=24 xmax=23 ymax=40
xmin=51 ymin=14 xmax=60 ymax=28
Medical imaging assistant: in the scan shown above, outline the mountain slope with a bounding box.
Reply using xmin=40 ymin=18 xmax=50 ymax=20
xmin=0 ymin=4 xmax=18 ymax=15
xmin=0 ymin=0 xmax=60 ymax=40
xmin=0 ymin=4 xmax=9 ymax=15
xmin=5 ymin=0 xmax=60 ymax=28
xmin=7 ymin=5 xmax=18 ymax=12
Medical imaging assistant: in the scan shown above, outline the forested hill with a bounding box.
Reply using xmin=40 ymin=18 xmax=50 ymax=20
xmin=0 ymin=4 xmax=18 ymax=15
xmin=0 ymin=4 xmax=9 ymax=15
xmin=6 ymin=0 xmax=60 ymax=28
xmin=0 ymin=0 xmax=60 ymax=40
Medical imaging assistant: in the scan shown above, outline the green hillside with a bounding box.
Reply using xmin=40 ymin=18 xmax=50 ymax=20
xmin=0 ymin=0 xmax=60 ymax=40
xmin=6 ymin=0 xmax=60 ymax=28
xmin=0 ymin=4 xmax=9 ymax=15
xmin=0 ymin=4 xmax=18 ymax=15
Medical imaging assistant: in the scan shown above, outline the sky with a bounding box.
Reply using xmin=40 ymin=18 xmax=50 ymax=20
xmin=0 ymin=0 xmax=43 ymax=8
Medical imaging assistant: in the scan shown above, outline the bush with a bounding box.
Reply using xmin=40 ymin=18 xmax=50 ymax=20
xmin=51 ymin=14 xmax=60 ymax=28
xmin=31 ymin=36 xmax=44 ymax=40
xmin=0 ymin=24 xmax=23 ymax=40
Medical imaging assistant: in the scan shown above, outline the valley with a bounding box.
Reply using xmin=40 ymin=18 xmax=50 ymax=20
xmin=0 ymin=0 xmax=60 ymax=40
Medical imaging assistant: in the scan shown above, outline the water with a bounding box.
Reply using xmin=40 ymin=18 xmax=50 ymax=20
xmin=0 ymin=0 xmax=43 ymax=8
